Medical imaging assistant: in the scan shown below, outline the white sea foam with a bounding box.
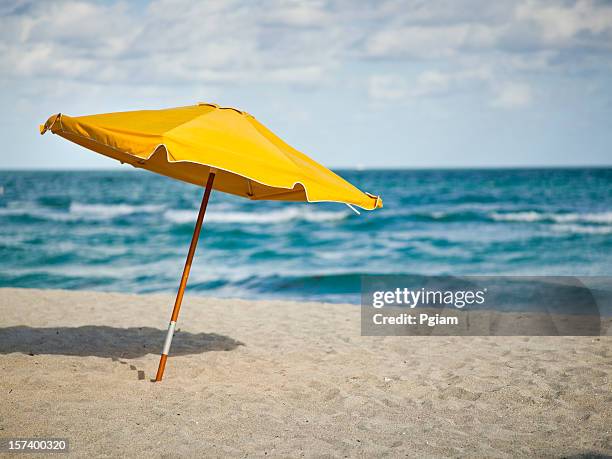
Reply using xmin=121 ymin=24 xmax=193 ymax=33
xmin=0 ymin=207 xmax=27 ymax=217
xmin=490 ymin=211 xmax=543 ymax=222
xmin=162 ymin=210 xmax=198 ymax=224
xmin=0 ymin=206 xmax=74 ymax=222
xmin=551 ymin=224 xmax=612 ymax=235
xmin=69 ymin=203 xmax=164 ymax=219
xmin=554 ymin=212 xmax=612 ymax=224
xmin=490 ymin=211 xmax=612 ymax=224
xmin=0 ymin=202 xmax=166 ymax=222
xmin=164 ymin=207 xmax=350 ymax=225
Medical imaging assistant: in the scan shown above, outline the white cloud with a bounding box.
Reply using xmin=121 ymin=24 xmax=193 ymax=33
xmin=368 ymin=67 xmax=535 ymax=110
xmin=368 ymin=75 xmax=409 ymax=101
xmin=365 ymin=24 xmax=502 ymax=59
xmin=0 ymin=0 xmax=344 ymax=88
xmin=263 ymin=1 xmax=332 ymax=27
xmin=368 ymin=67 xmax=492 ymax=103
xmin=362 ymin=0 xmax=612 ymax=60
xmin=0 ymin=0 xmax=611 ymax=108
xmin=491 ymin=82 xmax=532 ymax=108
xmin=515 ymin=0 xmax=612 ymax=45
xmin=413 ymin=71 xmax=452 ymax=96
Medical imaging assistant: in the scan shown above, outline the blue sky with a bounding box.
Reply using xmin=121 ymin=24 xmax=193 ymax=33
xmin=1 ymin=0 xmax=611 ymax=169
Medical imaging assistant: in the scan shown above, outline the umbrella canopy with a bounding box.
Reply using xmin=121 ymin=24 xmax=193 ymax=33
xmin=40 ymin=103 xmax=382 ymax=210
xmin=40 ymin=103 xmax=382 ymax=382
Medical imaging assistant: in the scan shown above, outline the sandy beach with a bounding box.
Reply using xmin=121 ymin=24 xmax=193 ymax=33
xmin=1 ymin=287 xmax=610 ymax=457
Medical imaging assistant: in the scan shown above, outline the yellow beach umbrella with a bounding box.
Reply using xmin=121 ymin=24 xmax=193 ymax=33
xmin=40 ymin=103 xmax=382 ymax=381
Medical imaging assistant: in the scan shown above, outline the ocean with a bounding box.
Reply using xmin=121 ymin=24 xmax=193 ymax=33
xmin=1 ymin=168 xmax=611 ymax=304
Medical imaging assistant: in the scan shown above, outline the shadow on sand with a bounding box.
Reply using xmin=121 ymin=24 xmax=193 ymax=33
xmin=0 ymin=325 xmax=244 ymax=359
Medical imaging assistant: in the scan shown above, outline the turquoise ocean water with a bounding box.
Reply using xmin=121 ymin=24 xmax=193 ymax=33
xmin=1 ymin=168 xmax=611 ymax=303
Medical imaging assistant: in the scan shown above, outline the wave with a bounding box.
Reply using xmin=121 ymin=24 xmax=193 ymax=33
xmin=490 ymin=211 xmax=612 ymax=224
xmin=551 ymin=224 xmax=612 ymax=235
xmin=69 ymin=203 xmax=164 ymax=219
xmin=390 ymin=209 xmax=612 ymax=227
xmin=164 ymin=207 xmax=350 ymax=225
xmin=4 ymin=201 xmax=611 ymax=232
xmin=408 ymin=210 xmax=487 ymax=223
xmin=0 ymin=207 xmax=29 ymax=217
xmin=0 ymin=202 xmax=166 ymax=222
xmin=0 ymin=206 xmax=74 ymax=222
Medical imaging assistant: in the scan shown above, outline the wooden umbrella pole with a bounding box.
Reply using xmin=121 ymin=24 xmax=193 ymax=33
xmin=155 ymin=168 xmax=217 ymax=382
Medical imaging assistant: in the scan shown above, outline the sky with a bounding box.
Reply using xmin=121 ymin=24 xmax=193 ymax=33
xmin=1 ymin=0 xmax=611 ymax=169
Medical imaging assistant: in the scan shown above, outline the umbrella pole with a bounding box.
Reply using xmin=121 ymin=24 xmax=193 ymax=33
xmin=155 ymin=168 xmax=217 ymax=382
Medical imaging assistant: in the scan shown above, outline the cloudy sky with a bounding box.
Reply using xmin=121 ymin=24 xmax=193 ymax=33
xmin=1 ymin=0 xmax=611 ymax=169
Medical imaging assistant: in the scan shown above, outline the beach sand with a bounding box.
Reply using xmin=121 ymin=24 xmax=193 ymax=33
xmin=1 ymin=287 xmax=610 ymax=457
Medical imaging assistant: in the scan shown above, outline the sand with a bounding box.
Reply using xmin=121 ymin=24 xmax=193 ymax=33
xmin=0 ymin=287 xmax=610 ymax=457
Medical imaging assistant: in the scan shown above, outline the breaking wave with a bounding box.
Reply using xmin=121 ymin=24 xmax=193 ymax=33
xmin=164 ymin=207 xmax=350 ymax=225
xmin=490 ymin=211 xmax=612 ymax=224
xmin=69 ymin=203 xmax=164 ymax=219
